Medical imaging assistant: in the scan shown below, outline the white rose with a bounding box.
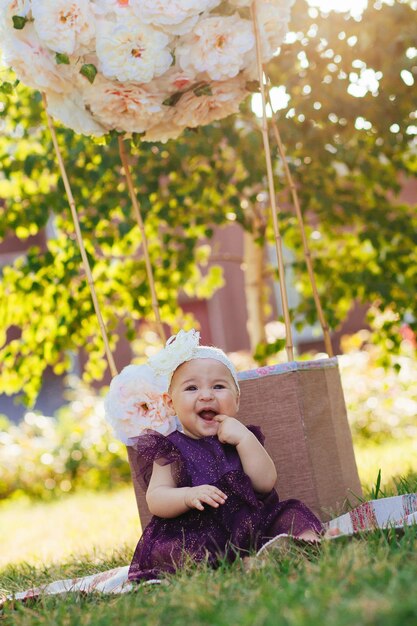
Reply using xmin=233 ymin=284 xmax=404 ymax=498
xmin=31 ymin=0 xmax=95 ymax=55
xmin=96 ymin=16 xmax=172 ymax=84
xmin=160 ymin=15 xmax=200 ymax=36
xmin=138 ymin=0 xmax=221 ymax=27
xmin=176 ymin=14 xmax=255 ymax=81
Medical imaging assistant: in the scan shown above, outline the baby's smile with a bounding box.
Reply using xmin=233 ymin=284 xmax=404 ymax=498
xmin=168 ymin=358 xmax=240 ymax=438
xmin=198 ymin=409 xmax=218 ymax=421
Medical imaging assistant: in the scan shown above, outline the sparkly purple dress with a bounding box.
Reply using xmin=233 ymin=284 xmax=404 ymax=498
xmin=128 ymin=426 xmax=322 ymax=582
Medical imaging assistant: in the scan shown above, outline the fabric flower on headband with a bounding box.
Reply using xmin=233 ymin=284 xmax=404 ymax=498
xmin=104 ymin=364 xmax=177 ymax=444
xmin=149 ymin=328 xmax=240 ymax=392
xmin=149 ymin=329 xmax=200 ymax=377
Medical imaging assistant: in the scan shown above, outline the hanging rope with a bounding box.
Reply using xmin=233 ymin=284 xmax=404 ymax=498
xmin=117 ymin=138 xmax=166 ymax=344
xmin=266 ymin=92 xmax=334 ymax=357
xmin=42 ymin=93 xmax=118 ymax=378
xmin=250 ymin=1 xmax=294 ymax=361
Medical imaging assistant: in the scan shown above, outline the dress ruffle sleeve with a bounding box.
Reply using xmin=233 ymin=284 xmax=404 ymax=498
xmin=246 ymin=425 xmax=265 ymax=446
xmin=129 ymin=431 xmax=189 ymax=490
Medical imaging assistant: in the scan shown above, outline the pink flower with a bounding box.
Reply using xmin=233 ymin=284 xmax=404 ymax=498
xmin=104 ymin=364 xmax=177 ymax=444
xmin=172 ymin=75 xmax=249 ymax=129
xmin=256 ymin=366 xmax=275 ymax=376
xmin=82 ymin=75 xmax=165 ymax=133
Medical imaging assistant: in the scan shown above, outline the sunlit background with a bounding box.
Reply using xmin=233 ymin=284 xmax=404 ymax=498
xmin=252 ymin=0 xmax=417 ymax=138
xmin=307 ymin=0 xmax=368 ymax=15
xmin=252 ymin=0 xmax=371 ymax=117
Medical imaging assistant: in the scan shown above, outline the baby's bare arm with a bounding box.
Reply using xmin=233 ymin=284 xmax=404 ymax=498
xmin=236 ymin=430 xmax=277 ymax=493
xmin=215 ymin=415 xmax=277 ymax=494
xmin=146 ymin=462 xmax=227 ymax=518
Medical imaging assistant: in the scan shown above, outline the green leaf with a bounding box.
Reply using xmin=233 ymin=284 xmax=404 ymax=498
xmin=0 ymin=82 xmax=14 ymax=94
xmin=162 ymin=92 xmax=183 ymax=107
xmin=12 ymin=15 xmax=27 ymax=29
xmin=55 ymin=53 xmax=70 ymax=65
xmin=254 ymin=339 xmax=287 ymax=364
xmin=131 ymin=132 xmax=145 ymax=146
xmin=79 ymin=64 xmax=97 ymax=84
xmin=193 ymin=84 xmax=213 ymax=97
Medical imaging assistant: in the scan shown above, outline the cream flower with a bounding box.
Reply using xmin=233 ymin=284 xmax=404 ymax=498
xmin=1 ymin=23 xmax=74 ymax=93
xmin=173 ymin=76 xmax=248 ymax=129
xmin=31 ymin=0 xmax=95 ymax=55
xmin=158 ymin=14 xmax=199 ymax=36
xmin=176 ymin=14 xmax=255 ymax=81
xmin=150 ymin=66 xmax=199 ymax=97
xmin=46 ymin=91 xmax=107 ymax=137
xmin=82 ymin=75 xmax=165 ymax=133
xmin=144 ymin=74 xmax=249 ymax=142
xmin=142 ymin=68 xmax=199 ymax=140
xmin=257 ymin=0 xmax=292 ymax=53
xmin=96 ymin=16 xmax=172 ymax=84
xmin=243 ymin=1 xmax=291 ymax=78
xmin=143 ymin=109 xmax=184 ymax=143
xmin=104 ymin=364 xmax=177 ymax=444
xmin=149 ymin=329 xmax=201 ymax=377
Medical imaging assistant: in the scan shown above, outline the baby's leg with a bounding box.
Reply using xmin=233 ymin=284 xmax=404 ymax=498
xmin=296 ymin=529 xmax=321 ymax=542
xmin=296 ymin=527 xmax=342 ymax=542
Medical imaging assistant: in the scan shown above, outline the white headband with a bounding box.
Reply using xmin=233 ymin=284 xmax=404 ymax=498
xmin=148 ymin=329 xmax=240 ymax=393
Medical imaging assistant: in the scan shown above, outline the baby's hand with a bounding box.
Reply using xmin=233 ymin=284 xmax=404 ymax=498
xmin=214 ymin=415 xmax=251 ymax=447
xmin=184 ymin=485 xmax=227 ymax=511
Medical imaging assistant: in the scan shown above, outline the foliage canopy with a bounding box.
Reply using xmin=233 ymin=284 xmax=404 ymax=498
xmin=0 ymin=0 xmax=416 ymax=403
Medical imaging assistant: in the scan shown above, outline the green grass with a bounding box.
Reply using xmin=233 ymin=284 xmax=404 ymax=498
xmin=2 ymin=531 xmax=417 ymax=626
xmin=355 ymin=437 xmax=417 ymax=497
xmin=1 ymin=439 xmax=417 ymax=625
xmin=0 ymin=488 xmax=140 ymax=569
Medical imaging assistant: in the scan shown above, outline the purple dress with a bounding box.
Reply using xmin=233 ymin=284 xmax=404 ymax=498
xmin=128 ymin=426 xmax=322 ymax=582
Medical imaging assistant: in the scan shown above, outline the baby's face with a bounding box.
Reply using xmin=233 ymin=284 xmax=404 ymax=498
xmin=167 ymin=358 xmax=239 ymax=439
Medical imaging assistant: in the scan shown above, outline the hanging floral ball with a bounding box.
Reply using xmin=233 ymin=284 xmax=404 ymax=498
xmin=0 ymin=0 xmax=294 ymax=142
